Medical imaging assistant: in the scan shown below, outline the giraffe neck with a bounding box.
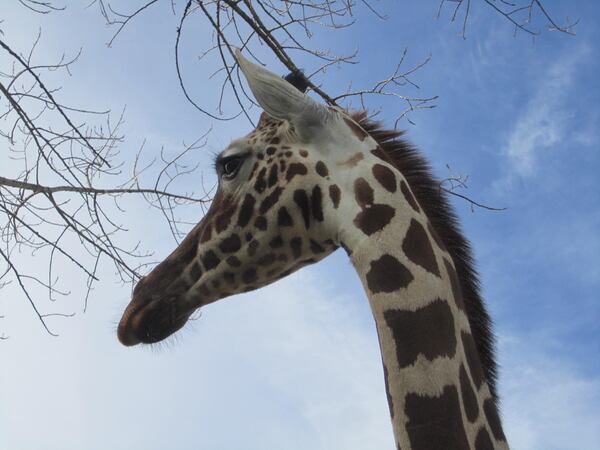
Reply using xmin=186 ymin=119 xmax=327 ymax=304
xmin=341 ymin=179 xmax=508 ymax=449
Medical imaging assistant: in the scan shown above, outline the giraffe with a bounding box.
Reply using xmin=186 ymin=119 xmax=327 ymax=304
xmin=118 ymin=50 xmax=509 ymax=450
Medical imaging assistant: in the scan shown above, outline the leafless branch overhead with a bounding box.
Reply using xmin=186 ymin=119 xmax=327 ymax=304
xmin=438 ymin=0 xmax=578 ymax=38
xmin=0 ymin=27 xmax=211 ymax=335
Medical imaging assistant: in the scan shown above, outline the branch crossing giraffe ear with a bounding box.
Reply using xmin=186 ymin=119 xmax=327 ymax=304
xmin=235 ymin=49 xmax=333 ymax=141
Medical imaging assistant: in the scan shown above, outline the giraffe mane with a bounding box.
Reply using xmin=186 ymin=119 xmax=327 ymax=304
xmin=352 ymin=111 xmax=499 ymax=404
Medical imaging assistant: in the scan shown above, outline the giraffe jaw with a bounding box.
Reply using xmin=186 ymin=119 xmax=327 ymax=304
xmin=117 ymin=294 xmax=196 ymax=346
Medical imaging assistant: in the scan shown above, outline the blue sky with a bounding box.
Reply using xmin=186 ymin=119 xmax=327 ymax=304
xmin=1 ymin=2 xmax=599 ymax=449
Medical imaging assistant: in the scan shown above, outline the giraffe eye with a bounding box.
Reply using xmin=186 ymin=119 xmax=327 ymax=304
xmin=220 ymin=155 xmax=245 ymax=179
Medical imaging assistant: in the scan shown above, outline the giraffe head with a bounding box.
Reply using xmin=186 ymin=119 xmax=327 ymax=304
xmin=118 ymin=50 xmax=390 ymax=346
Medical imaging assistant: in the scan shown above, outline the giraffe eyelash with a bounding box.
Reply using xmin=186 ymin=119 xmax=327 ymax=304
xmin=212 ymin=149 xmax=251 ymax=171
xmin=215 ymin=152 xmax=251 ymax=179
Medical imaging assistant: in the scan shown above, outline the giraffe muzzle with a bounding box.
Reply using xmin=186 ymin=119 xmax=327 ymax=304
xmin=117 ymin=294 xmax=195 ymax=346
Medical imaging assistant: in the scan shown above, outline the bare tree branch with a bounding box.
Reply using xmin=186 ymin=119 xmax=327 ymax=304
xmin=439 ymin=167 xmax=506 ymax=212
xmin=0 ymin=176 xmax=208 ymax=203
xmin=438 ymin=0 xmax=578 ymax=38
xmin=0 ymin=13 xmax=211 ymax=335
xmin=95 ymin=0 xmax=433 ymax=125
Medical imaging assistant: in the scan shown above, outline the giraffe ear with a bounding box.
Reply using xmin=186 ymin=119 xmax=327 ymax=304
xmin=235 ymin=49 xmax=330 ymax=137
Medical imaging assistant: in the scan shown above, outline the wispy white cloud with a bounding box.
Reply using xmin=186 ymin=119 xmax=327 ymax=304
xmin=497 ymin=44 xmax=590 ymax=184
xmin=499 ymin=333 xmax=600 ymax=450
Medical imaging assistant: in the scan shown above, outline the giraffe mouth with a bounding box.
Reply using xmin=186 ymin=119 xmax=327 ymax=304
xmin=117 ymin=295 xmax=194 ymax=346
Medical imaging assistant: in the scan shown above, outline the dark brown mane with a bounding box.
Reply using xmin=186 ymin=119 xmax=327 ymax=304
xmin=352 ymin=111 xmax=498 ymax=402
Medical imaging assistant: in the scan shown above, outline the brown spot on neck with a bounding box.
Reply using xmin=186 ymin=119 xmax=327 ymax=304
xmin=329 ymin=184 xmax=341 ymax=209
xmin=372 ymin=163 xmax=397 ymax=193
xmin=404 ymin=385 xmax=469 ymax=450
xmin=339 ymin=152 xmax=364 ymax=168
xmin=461 ymin=331 xmax=485 ymax=389
xmin=382 ymin=362 xmax=394 ymax=419
xmin=353 ymin=177 xmax=395 ymax=235
xmin=365 ymin=254 xmax=413 ymax=293
xmin=483 ymin=398 xmax=506 ymax=442
xmin=402 ymin=218 xmax=440 ymax=277
xmin=459 ymin=363 xmax=480 ymax=423
xmin=315 ymin=161 xmax=329 ymax=178
xmin=293 ymin=189 xmax=311 ymax=229
xmin=384 ymin=298 xmax=456 ymax=368
xmin=286 ymin=162 xmax=308 ymax=181
xmin=475 ymin=427 xmax=494 ymax=450
xmin=354 ymin=205 xmax=395 ymax=235
xmin=443 ymin=258 xmax=465 ymax=311
xmin=354 ymin=177 xmax=374 ymax=208
xmin=400 ymin=181 xmax=420 ymax=213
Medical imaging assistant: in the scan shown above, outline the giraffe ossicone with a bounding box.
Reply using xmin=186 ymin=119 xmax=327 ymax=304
xmin=118 ymin=50 xmax=509 ymax=450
